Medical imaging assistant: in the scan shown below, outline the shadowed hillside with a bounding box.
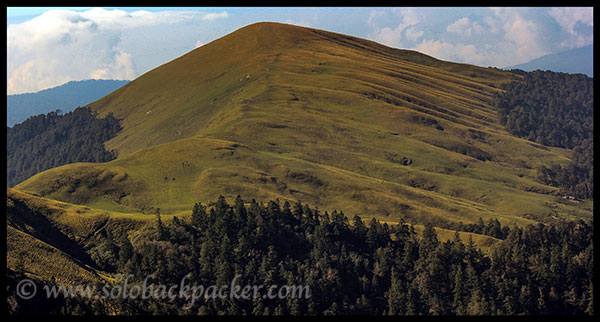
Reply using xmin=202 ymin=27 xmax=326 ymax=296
xmin=6 ymin=188 xmax=153 ymax=286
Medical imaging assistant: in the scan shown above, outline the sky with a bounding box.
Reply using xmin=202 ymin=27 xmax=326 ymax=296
xmin=6 ymin=7 xmax=594 ymax=95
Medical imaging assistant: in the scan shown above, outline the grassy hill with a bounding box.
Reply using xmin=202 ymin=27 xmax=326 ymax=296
xmin=14 ymin=22 xmax=593 ymax=228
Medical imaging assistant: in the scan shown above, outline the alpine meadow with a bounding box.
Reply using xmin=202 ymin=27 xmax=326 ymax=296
xmin=6 ymin=21 xmax=593 ymax=316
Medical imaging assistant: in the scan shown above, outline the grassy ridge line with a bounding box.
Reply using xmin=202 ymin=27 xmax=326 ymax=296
xmin=306 ymin=25 xmax=512 ymax=86
xmin=15 ymin=124 xmax=584 ymax=223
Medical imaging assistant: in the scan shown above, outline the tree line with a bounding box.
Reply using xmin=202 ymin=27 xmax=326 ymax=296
xmin=8 ymin=196 xmax=593 ymax=315
xmin=492 ymin=70 xmax=593 ymax=199
xmin=6 ymin=107 xmax=121 ymax=187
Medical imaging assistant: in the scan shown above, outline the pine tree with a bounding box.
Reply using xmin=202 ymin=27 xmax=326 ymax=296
xmin=155 ymin=208 xmax=167 ymax=241
xmin=518 ymin=283 xmax=533 ymax=315
xmin=477 ymin=217 xmax=486 ymax=234
xmin=419 ymin=222 xmax=439 ymax=258
xmin=251 ymin=294 xmax=265 ymax=315
xmin=191 ymin=202 xmax=207 ymax=229
xmin=233 ymin=195 xmax=248 ymax=229
xmin=355 ymin=294 xmax=373 ymax=314
xmin=405 ymin=280 xmax=422 ymax=315
xmin=387 ymin=267 xmax=405 ymax=315
xmin=366 ymin=218 xmax=381 ymax=250
xmin=467 ymin=289 xmax=489 ymax=315
xmin=452 ymin=265 xmax=467 ymax=315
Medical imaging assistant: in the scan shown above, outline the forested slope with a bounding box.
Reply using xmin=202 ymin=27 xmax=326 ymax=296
xmin=493 ymin=70 xmax=593 ymax=198
xmin=7 ymin=107 xmax=121 ymax=187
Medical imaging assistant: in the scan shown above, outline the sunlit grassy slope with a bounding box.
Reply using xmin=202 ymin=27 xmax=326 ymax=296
xmin=15 ymin=22 xmax=592 ymax=227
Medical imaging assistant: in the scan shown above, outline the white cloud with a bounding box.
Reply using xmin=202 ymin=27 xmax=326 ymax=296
xmin=7 ymin=8 xmax=228 ymax=94
xmin=416 ymin=39 xmax=454 ymax=58
xmin=549 ymin=7 xmax=593 ymax=35
xmin=367 ymin=8 xmax=549 ymax=67
xmin=501 ymin=14 xmax=548 ymax=64
xmin=415 ymin=40 xmax=485 ymax=65
xmin=404 ymin=27 xmax=424 ymax=42
xmin=548 ymin=7 xmax=593 ymax=49
xmin=195 ymin=40 xmax=205 ymax=48
xmin=284 ymin=15 xmax=319 ymax=29
xmin=483 ymin=16 xmax=500 ymax=34
xmin=114 ymin=49 xmax=137 ymax=79
xmin=370 ymin=8 xmax=422 ymax=48
xmin=472 ymin=8 xmax=551 ymax=67
xmin=201 ymin=11 xmax=229 ymax=21
xmin=447 ymin=17 xmax=485 ymax=38
xmin=90 ymin=68 xmax=109 ymax=79
xmin=447 ymin=17 xmax=471 ymax=35
xmin=367 ymin=10 xmax=386 ymax=26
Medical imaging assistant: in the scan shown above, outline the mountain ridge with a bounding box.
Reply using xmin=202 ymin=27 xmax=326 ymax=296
xmin=14 ymin=22 xmax=592 ymax=227
xmin=88 ymin=22 xmax=513 ymax=156
xmin=7 ymin=79 xmax=129 ymax=127
xmin=505 ymin=44 xmax=593 ymax=77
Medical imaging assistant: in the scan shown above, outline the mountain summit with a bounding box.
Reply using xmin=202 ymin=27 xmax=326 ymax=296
xmin=16 ymin=22 xmax=592 ymax=226
xmin=87 ymin=22 xmax=512 ymax=156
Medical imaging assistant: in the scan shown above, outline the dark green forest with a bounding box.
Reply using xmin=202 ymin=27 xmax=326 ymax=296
xmin=493 ymin=70 xmax=593 ymax=199
xmin=6 ymin=107 xmax=121 ymax=187
xmin=7 ymin=197 xmax=594 ymax=315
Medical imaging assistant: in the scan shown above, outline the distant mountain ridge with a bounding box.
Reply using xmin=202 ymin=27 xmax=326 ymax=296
xmin=6 ymin=79 xmax=129 ymax=127
xmin=505 ymin=45 xmax=593 ymax=77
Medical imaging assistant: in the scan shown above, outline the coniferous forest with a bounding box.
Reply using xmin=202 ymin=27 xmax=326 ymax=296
xmin=6 ymin=107 xmax=121 ymax=187
xmin=6 ymin=197 xmax=594 ymax=315
xmin=492 ymin=70 xmax=593 ymax=199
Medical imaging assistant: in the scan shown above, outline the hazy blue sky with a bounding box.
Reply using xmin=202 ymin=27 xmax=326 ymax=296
xmin=7 ymin=7 xmax=593 ymax=94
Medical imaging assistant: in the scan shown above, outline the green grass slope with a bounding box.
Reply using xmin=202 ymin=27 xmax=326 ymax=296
xmin=15 ymin=22 xmax=592 ymax=227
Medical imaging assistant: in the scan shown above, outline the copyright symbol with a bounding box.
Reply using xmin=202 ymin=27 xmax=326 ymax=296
xmin=16 ymin=279 xmax=37 ymax=300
